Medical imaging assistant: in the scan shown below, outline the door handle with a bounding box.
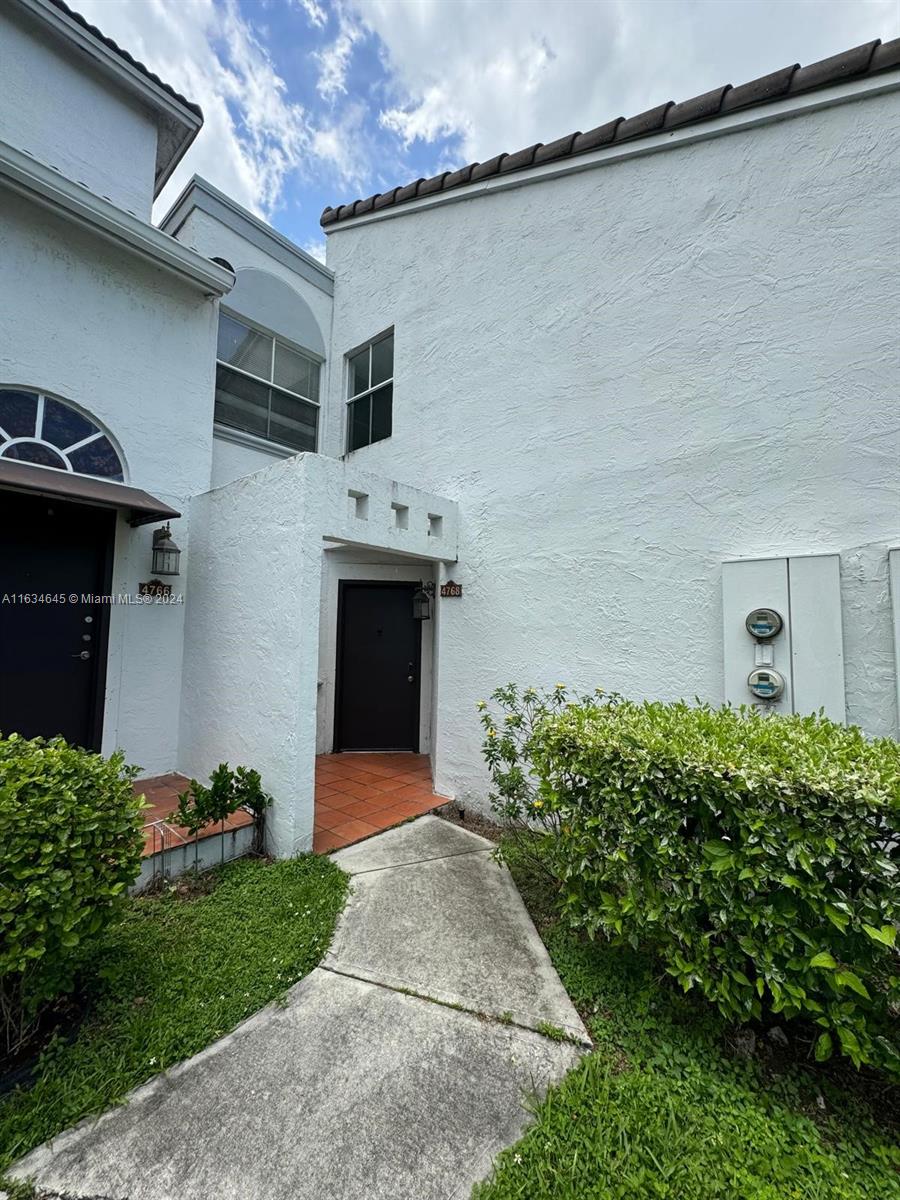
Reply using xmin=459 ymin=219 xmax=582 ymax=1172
xmin=407 ymin=660 xmax=414 ymax=683
xmin=72 ymin=650 xmax=91 ymax=660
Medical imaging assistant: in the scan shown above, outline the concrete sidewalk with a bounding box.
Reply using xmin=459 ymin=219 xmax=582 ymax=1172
xmin=11 ymin=816 xmax=588 ymax=1200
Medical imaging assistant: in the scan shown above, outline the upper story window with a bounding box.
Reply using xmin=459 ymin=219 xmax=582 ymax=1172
xmin=0 ymin=389 xmax=124 ymax=480
xmin=215 ymin=312 xmax=320 ymax=452
xmin=347 ymin=332 xmax=393 ymax=452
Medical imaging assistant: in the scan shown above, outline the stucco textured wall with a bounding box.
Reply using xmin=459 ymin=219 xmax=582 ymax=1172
xmin=324 ymin=90 xmax=900 ymax=808
xmin=0 ymin=7 xmax=158 ymax=217
xmin=211 ymin=432 xmax=290 ymax=489
xmin=179 ymin=457 xmax=320 ymax=856
xmin=0 ymin=192 xmax=218 ymax=774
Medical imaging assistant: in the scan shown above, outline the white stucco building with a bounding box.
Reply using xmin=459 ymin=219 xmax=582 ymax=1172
xmin=2 ymin=0 xmax=899 ymax=856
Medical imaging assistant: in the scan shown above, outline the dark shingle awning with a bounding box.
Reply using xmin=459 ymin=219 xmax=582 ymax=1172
xmin=0 ymin=459 xmax=180 ymax=527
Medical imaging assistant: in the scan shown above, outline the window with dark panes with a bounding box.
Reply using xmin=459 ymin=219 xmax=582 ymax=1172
xmin=346 ymin=332 xmax=393 ymax=451
xmin=0 ymin=389 xmax=124 ymax=480
xmin=215 ymin=312 xmax=321 ymax=452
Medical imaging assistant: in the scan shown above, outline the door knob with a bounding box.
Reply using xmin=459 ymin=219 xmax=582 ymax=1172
xmin=72 ymin=650 xmax=90 ymax=660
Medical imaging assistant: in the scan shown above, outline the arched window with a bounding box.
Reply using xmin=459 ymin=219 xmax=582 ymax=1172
xmin=0 ymin=389 xmax=124 ymax=481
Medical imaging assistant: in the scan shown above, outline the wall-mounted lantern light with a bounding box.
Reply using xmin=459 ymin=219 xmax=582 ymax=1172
xmin=413 ymin=581 xmax=435 ymax=621
xmin=151 ymin=524 xmax=181 ymax=576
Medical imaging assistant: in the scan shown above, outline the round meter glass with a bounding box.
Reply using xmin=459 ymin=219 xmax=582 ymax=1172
xmin=747 ymin=667 xmax=785 ymax=700
xmin=745 ymin=608 xmax=783 ymax=640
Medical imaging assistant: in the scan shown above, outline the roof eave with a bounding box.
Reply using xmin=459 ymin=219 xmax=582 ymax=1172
xmin=0 ymin=137 xmax=234 ymax=297
xmin=324 ymin=63 xmax=900 ymax=234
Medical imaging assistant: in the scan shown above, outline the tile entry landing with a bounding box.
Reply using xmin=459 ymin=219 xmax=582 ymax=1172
xmin=315 ymin=753 xmax=446 ymax=853
xmin=136 ymin=773 xmax=253 ymax=858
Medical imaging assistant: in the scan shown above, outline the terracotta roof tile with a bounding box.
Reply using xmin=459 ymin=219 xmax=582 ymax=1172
xmin=500 ymin=143 xmax=542 ymax=172
xmin=372 ymin=187 xmax=400 ymax=211
xmin=323 ymin=37 xmax=900 ymax=227
xmin=720 ymin=64 xmax=797 ymax=113
xmin=395 ymin=179 xmax=424 ymax=203
xmin=871 ymin=37 xmax=900 ymax=71
xmin=571 ymin=119 xmax=622 ymax=154
xmin=533 ymin=132 xmax=580 ymax=164
xmin=443 ymin=164 xmax=475 ymax=189
xmin=615 ymin=101 xmax=674 ymax=140
xmin=418 ymin=171 xmax=450 ymax=196
xmin=789 ymin=41 xmax=878 ymax=93
xmin=665 ymin=86 xmax=731 ymax=129
xmin=470 ymin=154 xmax=507 ymax=181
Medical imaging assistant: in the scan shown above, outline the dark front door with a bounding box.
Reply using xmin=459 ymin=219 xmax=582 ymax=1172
xmin=335 ymin=582 xmax=421 ymax=751
xmin=0 ymin=490 xmax=114 ymax=750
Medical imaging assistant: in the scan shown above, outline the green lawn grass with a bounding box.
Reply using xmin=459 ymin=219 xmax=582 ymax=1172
xmin=0 ymin=855 xmax=347 ymax=1175
xmin=474 ymin=839 xmax=900 ymax=1200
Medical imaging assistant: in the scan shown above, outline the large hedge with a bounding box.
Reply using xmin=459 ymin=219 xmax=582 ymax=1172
xmin=0 ymin=734 xmax=145 ymax=1054
xmin=480 ymin=689 xmax=900 ymax=1075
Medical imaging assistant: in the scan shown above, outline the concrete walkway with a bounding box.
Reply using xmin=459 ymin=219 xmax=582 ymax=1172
xmin=11 ymin=817 xmax=588 ymax=1200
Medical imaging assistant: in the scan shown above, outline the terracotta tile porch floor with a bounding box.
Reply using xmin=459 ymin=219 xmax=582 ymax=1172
xmin=135 ymin=773 xmax=253 ymax=857
xmin=314 ymin=753 xmax=446 ymax=853
xmin=136 ymin=758 xmax=445 ymax=858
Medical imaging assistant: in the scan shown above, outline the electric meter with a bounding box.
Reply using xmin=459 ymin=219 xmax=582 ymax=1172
xmin=747 ymin=667 xmax=785 ymax=701
xmin=745 ymin=608 xmax=783 ymax=640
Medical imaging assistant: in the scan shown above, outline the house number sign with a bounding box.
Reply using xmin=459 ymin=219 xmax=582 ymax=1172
xmin=440 ymin=580 xmax=462 ymax=598
xmin=139 ymin=580 xmax=173 ymax=598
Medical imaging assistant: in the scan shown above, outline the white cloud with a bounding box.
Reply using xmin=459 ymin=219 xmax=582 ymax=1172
xmin=355 ymin=0 xmax=900 ymax=167
xmin=303 ymin=237 xmax=328 ymax=263
xmin=298 ymin=0 xmax=328 ymax=29
xmin=314 ymin=6 xmax=365 ymax=100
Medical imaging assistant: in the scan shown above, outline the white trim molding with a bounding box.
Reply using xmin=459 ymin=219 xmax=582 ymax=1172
xmin=160 ymin=176 xmax=334 ymax=296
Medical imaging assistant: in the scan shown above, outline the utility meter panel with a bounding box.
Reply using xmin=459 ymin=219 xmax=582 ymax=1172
xmin=788 ymin=555 xmax=845 ymax=722
xmin=723 ymin=557 xmax=792 ymax=711
xmin=722 ymin=554 xmax=846 ymax=720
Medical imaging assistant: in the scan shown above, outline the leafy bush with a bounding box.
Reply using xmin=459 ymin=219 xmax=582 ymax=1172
xmin=174 ymin=762 xmax=272 ymax=852
xmin=0 ymin=734 xmax=144 ymax=1055
xmin=479 ymin=689 xmax=900 ymax=1075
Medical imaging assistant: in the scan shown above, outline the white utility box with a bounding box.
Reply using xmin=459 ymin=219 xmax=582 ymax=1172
xmin=722 ymin=554 xmax=845 ymax=720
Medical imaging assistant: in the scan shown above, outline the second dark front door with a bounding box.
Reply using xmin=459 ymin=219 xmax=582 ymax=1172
xmin=335 ymin=582 xmax=420 ymax=752
xmin=0 ymin=490 xmax=114 ymax=750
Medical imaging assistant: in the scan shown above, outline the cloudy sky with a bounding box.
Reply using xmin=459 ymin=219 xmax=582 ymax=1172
xmin=74 ymin=0 xmax=898 ymax=260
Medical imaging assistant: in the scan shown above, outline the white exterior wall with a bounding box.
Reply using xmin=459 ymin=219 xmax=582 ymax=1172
xmin=0 ymin=191 xmax=218 ymax=774
xmin=179 ymin=453 xmax=458 ymax=853
xmin=171 ymin=207 xmax=334 ymax=345
xmin=323 ymin=87 xmax=900 ymax=808
xmin=0 ymin=6 xmax=158 ymax=217
xmin=180 ymin=460 xmax=321 ymax=857
xmin=210 ymin=430 xmax=291 ymax=489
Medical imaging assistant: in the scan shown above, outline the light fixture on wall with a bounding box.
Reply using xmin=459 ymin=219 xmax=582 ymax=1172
xmin=413 ymin=581 xmax=435 ymax=621
xmin=151 ymin=524 xmax=181 ymax=576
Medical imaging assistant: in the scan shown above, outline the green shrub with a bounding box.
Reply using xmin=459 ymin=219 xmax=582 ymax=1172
xmin=479 ymin=690 xmax=900 ymax=1075
xmin=174 ymin=762 xmax=272 ymax=853
xmin=0 ymin=734 xmax=144 ymax=1055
